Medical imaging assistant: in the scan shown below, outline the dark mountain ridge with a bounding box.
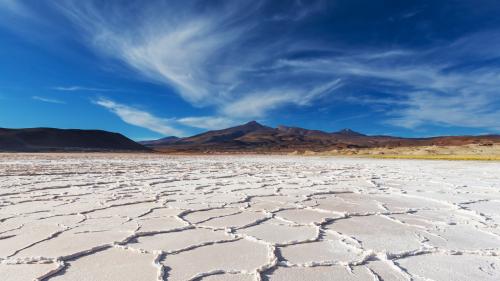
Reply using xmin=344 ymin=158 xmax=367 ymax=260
xmin=0 ymin=128 xmax=150 ymax=152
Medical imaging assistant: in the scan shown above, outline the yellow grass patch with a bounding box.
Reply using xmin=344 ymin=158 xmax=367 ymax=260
xmin=305 ymin=144 xmax=500 ymax=161
xmin=365 ymin=154 xmax=500 ymax=161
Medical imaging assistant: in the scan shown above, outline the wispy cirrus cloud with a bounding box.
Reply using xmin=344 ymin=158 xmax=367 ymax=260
xmin=52 ymin=86 xmax=112 ymax=92
xmin=54 ymin=0 xmax=500 ymax=131
xmin=2 ymin=1 xmax=500 ymax=133
xmin=32 ymin=96 xmax=65 ymax=104
xmin=271 ymin=0 xmax=327 ymax=22
xmin=94 ymin=98 xmax=185 ymax=136
xmin=53 ymin=1 xmax=258 ymax=105
xmin=177 ymin=116 xmax=237 ymax=130
xmin=95 ymin=98 xmax=239 ymax=135
xmin=386 ymin=91 xmax=500 ymax=131
xmin=50 ymin=0 xmax=339 ymax=119
xmin=222 ymin=79 xmax=342 ymax=118
xmin=271 ymin=32 xmax=500 ymax=131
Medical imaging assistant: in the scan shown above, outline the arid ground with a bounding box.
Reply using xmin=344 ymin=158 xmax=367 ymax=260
xmin=1 ymin=154 xmax=499 ymax=281
xmin=317 ymin=144 xmax=500 ymax=161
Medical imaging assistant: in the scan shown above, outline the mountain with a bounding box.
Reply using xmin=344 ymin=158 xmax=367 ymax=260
xmin=181 ymin=121 xmax=274 ymax=144
xmin=141 ymin=121 xmax=500 ymax=153
xmin=0 ymin=128 xmax=150 ymax=152
xmin=139 ymin=136 xmax=180 ymax=146
xmin=334 ymin=128 xmax=366 ymax=137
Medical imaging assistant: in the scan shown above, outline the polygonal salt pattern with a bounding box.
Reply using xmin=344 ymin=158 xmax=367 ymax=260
xmin=0 ymin=154 xmax=499 ymax=280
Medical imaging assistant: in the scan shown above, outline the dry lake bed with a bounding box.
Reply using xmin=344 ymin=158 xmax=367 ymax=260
xmin=1 ymin=153 xmax=499 ymax=281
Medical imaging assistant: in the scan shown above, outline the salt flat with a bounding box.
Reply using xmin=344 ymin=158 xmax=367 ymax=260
xmin=0 ymin=154 xmax=499 ymax=281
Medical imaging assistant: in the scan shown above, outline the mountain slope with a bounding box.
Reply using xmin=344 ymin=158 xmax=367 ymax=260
xmin=141 ymin=121 xmax=500 ymax=153
xmin=180 ymin=121 xmax=274 ymax=144
xmin=139 ymin=136 xmax=180 ymax=146
xmin=0 ymin=128 xmax=150 ymax=152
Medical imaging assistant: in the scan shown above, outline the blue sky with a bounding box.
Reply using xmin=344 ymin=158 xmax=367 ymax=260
xmin=1 ymin=0 xmax=500 ymax=140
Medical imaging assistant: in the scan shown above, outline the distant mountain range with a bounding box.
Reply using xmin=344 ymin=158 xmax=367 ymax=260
xmin=140 ymin=121 xmax=500 ymax=153
xmin=0 ymin=128 xmax=149 ymax=152
xmin=1 ymin=123 xmax=498 ymax=153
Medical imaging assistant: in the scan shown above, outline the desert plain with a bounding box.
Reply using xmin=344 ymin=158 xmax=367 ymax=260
xmin=0 ymin=153 xmax=499 ymax=281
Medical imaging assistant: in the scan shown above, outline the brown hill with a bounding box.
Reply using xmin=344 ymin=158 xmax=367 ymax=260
xmin=139 ymin=136 xmax=180 ymax=146
xmin=181 ymin=121 xmax=275 ymax=145
xmin=142 ymin=121 xmax=500 ymax=153
xmin=0 ymin=128 xmax=150 ymax=152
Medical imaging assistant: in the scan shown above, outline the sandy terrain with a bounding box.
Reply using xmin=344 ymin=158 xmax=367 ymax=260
xmin=316 ymin=144 xmax=500 ymax=160
xmin=1 ymin=153 xmax=499 ymax=281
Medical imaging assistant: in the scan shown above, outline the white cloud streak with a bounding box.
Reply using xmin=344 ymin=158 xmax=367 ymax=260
xmin=53 ymin=1 xmax=258 ymax=104
xmin=52 ymin=86 xmax=112 ymax=92
xmin=32 ymin=96 xmax=65 ymax=104
xmin=94 ymin=98 xmax=186 ymax=136
xmin=386 ymin=92 xmax=500 ymax=131
xmin=222 ymin=79 xmax=342 ymax=118
xmin=177 ymin=116 xmax=237 ymax=130
xmin=95 ymin=98 xmax=239 ymax=135
xmin=50 ymin=1 xmax=337 ymax=119
xmin=272 ymin=35 xmax=500 ymax=131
